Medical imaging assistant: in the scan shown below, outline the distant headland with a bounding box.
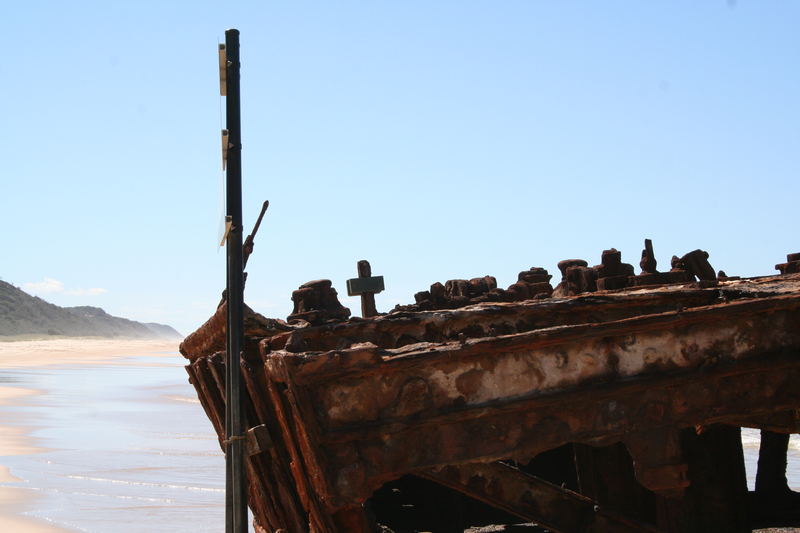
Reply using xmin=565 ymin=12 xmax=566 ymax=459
xmin=0 ymin=280 xmax=181 ymax=340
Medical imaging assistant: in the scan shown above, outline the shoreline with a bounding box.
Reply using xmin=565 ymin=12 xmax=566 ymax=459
xmin=0 ymin=338 xmax=179 ymax=368
xmin=0 ymin=338 xmax=180 ymax=532
xmin=0 ymin=378 xmax=67 ymax=532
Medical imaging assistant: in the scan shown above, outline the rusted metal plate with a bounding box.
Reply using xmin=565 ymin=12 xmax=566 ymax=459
xmin=275 ymin=357 xmax=800 ymax=508
xmin=732 ymin=409 xmax=800 ymax=433
xmin=274 ymin=294 xmax=800 ymax=430
xmin=420 ymin=462 xmax=660 ymax=533
xmin=179 ymin=301 xmax=294 ymax=361
xmin=181 ymin=270 xmax=800 ymax=532
xmin=346 ymin=275 xmax=384 ymax=297
xmin=258 ymin=290 xmax=800 ymax=508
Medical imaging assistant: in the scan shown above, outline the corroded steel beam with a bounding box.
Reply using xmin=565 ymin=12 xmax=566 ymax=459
xmin=732 ymin=409 xmax=800 ymax=434
xmin=182 ymin=273 xmax=800 ymax=532
xmin=278 ymin=357 xmax=800 ymax=511
xmin=420 ymin=462 xmax=660 ymax=533
xmin=268 ymin=293 xmax=800 ymax=427
xmin=180 ymin=301 xmax=294 ymax=361
xmin=260 ymin=293 xmax=800 ymax=509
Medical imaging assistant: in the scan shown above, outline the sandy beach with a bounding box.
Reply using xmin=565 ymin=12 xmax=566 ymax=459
xmin=0 ymin=338 xmax=180 ymax=533
xmin=0 ymin=338 xmax=178 ymax=369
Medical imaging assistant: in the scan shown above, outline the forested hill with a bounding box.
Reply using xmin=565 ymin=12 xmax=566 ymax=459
xmin=0 ymin=280 xmax=181 ymax=339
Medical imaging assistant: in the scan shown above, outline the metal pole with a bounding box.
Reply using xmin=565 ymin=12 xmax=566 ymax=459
xmin=224 ymin=28 xmax=248 ymax=533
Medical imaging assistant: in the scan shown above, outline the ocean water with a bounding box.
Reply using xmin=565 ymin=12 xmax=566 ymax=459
xmin=0 ymin=355 xmax=225 ymax=532
xmin=0 ymin=353 xmax=798 ymax=532
xmin=742 ymin=427 xmax=800 ymax=491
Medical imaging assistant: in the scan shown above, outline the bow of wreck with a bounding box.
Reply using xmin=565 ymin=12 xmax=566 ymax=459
xmin=180 ymin=247 xmax=800 ymax=533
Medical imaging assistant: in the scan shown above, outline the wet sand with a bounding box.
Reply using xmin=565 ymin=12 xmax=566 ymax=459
xmin=0 ymin=375 xmax=65 ymax=532
xmin=0 ymin=339 xmax=182 ymax=532
xmin=0 ymin=486 xmax=69 ymax=533
xmin=0 ymin=387 xmax=44 ymax=458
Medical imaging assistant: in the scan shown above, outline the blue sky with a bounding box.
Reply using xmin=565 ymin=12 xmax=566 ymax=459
xmin=2 ymin=2 xmax=799 ymax=334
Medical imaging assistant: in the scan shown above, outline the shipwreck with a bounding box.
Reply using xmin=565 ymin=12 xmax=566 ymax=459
xmin=180 ymin=243 xmax=800 ymax=533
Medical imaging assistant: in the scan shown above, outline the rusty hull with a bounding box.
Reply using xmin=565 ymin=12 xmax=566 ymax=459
xmin=181 ymin=273 xmax=800 ymax=533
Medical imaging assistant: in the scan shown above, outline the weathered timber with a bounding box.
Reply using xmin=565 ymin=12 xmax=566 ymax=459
xmin=182 ymin=263 xmax=800 ymax=533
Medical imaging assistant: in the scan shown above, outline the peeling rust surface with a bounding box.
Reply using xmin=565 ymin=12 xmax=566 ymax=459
xmin=181 ymin=249 xmax=800 ymax=533
xmin=180 ymin=301 xmax=295 ymax=361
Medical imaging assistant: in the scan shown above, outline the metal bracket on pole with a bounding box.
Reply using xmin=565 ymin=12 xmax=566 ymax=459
xmin=221 ymin=129 xmax=230 ymax=170
xmin=219 ymin=43 xmax=227 ymax=96
xmin=219 ymin=215 xmax=232 ymax=246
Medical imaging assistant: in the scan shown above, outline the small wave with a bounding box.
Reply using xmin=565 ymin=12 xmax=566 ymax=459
xmin=163 ymin=394 xmax=201 ymax=404
xmin=27 ymin=485 xmax=176 ymax=503
xmin=136 ymin=431 xmax=216 ymax=440
xmin=65 ymin=475 xmax=224 ymax=493
xmin=132 ymin=448 xmax=222 ymax=458
xmin=146 ymin=432 xmax=216 ymax=440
